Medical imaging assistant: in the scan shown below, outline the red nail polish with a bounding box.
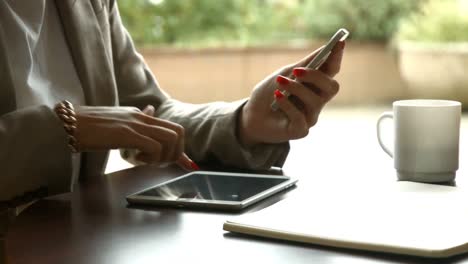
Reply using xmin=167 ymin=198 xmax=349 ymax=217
xmin=340 ymin=41 xmax=345 ymax=49
xmin=276 ymin=75 xmax=289 ymax=85
xmin=274 ymin=89 xmax=284 ymax=99
xmin=190 ymin=161 xmax=200 ymax=170
xmin=293 ymin=68 xmax=306 ymax=77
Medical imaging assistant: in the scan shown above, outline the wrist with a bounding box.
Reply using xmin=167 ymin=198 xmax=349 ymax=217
xmin=54 ymin=100 xmax=80 ymax=153
xmin=237 ymin=104 xmax=259 ymax=148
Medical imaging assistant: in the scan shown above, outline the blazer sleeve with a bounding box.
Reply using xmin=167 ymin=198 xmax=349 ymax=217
xmin=107 ymin=1 xmax=289 ymax=169
xmin=0 ymin=105 xmax=72 ymax=201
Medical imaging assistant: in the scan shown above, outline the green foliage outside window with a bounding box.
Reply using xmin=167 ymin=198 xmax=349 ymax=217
xmin=301 ymin=0 xmax=423 ymax=42
xmin=117 ymin=0 xmax=423 ymax=47
xmin=397 ymin=0 xmax=468 ymax=42
xmin=118 ymin=0 xmax=297 ymax=47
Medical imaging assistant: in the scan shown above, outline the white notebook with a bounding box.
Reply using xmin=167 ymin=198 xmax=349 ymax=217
xmin=224 ymin=181 xmax=468 ymax=258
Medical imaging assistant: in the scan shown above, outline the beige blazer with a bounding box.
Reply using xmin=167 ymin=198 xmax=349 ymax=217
xmin=0 ymin=0 xmax=288 ymax=203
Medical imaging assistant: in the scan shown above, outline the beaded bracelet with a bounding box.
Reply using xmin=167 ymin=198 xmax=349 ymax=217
xmin=54 ymin=100 xmax=79 ymax=153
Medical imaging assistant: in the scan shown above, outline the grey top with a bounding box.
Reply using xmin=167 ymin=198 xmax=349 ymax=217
xmin=0 ymin=0 xmax=289 ymax=208
xmin=0 ymin=0 xmax=83 ymax=190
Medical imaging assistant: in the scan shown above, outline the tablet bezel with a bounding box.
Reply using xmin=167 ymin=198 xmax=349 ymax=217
xmin=126 ymin=171 xmax=298 ymax=210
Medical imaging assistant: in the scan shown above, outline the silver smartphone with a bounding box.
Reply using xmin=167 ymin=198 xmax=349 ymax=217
xmin=271 ymin=28 xmax=349 ymax=111
xmin=127 ymin=171 xmax=298 ymax=211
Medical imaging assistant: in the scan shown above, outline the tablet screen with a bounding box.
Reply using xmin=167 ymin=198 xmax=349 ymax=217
xmin=139 ymin=173 xmax=289 ymax=202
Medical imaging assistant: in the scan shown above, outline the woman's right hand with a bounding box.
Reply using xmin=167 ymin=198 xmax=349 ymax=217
xmin=73 ymin=105 xmax=196 ymax=170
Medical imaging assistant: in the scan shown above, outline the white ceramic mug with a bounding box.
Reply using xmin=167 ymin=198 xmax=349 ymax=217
xmin=377 ymin=99 xmax=461 ymax=183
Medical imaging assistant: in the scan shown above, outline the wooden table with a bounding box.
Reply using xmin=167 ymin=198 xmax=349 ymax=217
xmin=5 ymin=107 xmax=468 ymax=264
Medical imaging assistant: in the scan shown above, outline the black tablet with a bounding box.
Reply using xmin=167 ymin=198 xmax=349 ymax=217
xmin=126 ymin=171 xmax=297 ymax=211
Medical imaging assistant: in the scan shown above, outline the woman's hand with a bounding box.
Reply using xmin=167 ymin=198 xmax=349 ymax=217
xmin=239 ymin=41 xmax=345 ymax=146
xmin=74 ymin=105 xmax=196 ymax=170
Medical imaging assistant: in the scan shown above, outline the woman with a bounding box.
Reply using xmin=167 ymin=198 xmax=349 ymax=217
xmin=0 ymin=0 xmax=344 ymax=208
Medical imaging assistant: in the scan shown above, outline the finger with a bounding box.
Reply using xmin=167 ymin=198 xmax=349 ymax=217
xmin=319 ymin=40 xmax=345 ymax=77
xmin=139 ymin=115 xmax=185 ymax=161
xmin=141 ymin=106 xmax=181 ymax=160
xmin=294 ymin=46 xmax=324 ymax=69
xmin=273 ymin=89 xmax=309 ymax=139
xmin=284 ymin=40 xmax=344 ymax=78
xmin=176 ymin=153 xmax=200 ymax=171
xmin=142 ymin=105 xmax=155 ymax=116
xmin=277 ymin=75 xmax=322 ymax=104
xmin=277 ymin=76 xmax=322 ymax=126
xmin=136 ymin=144 xmax=163 ymax=164
xmin=125 ymin=130 xmax=163 ymax=163
xmin=292 ymin=69 xmax=340 ymax=101
xmin=121 ymin=149 xmax=146 ymax=166
xmin=277 ymin=46 xmax=325 ymax=78
xmin=152 ymin=127 xmax=179 ymax=163
xmin=139 ymin=114 xmax=183 ymax=132
xmin=132 ymin=122 xmax=180 ymax=163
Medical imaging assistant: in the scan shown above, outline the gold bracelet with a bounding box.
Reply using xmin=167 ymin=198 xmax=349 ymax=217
xmin=54 ymin=100 xmax=79 ymax=153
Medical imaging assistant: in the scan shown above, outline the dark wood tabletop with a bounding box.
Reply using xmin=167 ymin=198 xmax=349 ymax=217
xmin=5 ymin=109 xmax=468 ymax=264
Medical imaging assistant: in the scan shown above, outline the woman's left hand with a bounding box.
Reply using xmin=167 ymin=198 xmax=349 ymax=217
xmin=239 ymin=41 xmax=345 ymax=146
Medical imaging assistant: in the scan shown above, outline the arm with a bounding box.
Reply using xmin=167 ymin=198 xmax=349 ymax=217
xmin=155 ymin=99 xmax=289 ymax=169
xmin=108 ymin=1 xmax=289 ymax=169
xmin=0 ymin=105 xmax=72 ymax=201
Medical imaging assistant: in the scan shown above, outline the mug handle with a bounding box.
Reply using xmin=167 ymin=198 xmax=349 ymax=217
xmin=376 ymin=112 xmax=394 ymax=158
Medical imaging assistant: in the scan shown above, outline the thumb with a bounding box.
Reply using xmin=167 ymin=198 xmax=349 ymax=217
xmin=279 ymin=46 xmax=324 ymax=77
xmin=142 ymin=105 xmax=155 ymax=116
xmin=294 ymin=45 xmax=325 ymax=68
xmin=286 ymin=41 xmax=345 ymax=77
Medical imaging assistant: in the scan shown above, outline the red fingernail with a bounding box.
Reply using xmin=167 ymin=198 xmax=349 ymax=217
xmin=274 ymin=89 xmax=284 ymax=99
xmin=340 ymin=41 xmax=345 ymax=49
xmin=190 ymin=161 xmax=200 ymax=170
xmin=276 ymin=75 xmax=289 ymax=85
xmin=293 ymin=68 xmax=306 ymax=77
